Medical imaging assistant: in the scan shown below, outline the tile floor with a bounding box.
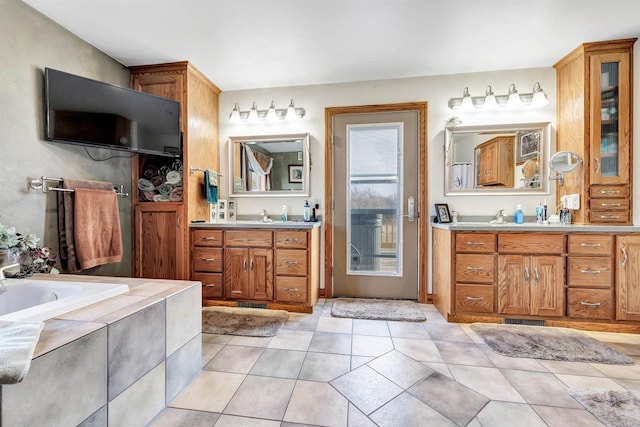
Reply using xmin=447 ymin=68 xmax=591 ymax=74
xmin=150 ymin=300 xmax=640 ymax=426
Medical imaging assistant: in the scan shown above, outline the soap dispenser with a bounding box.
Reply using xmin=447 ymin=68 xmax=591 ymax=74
xmin=303 ymin=200 xmax=311 ymax=222
xmin=281 ymin=205 xmax=288 ymax=222
xmin=514 ymin=204 xmax=524 ymax=224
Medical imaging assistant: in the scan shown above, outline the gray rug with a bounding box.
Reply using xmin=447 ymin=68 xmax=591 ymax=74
xmin=331 ymin=298 xmax=426 ymax=322
xmin=570 ymin=389 xmax=640 ymax=426
xmin=202 ymin=306 xmax=289 ymax=337
xmin=471 ymin=323 xmax=634 ymax=364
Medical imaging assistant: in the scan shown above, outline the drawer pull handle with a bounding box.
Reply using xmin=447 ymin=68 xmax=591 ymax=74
xmin=466 ymin=296 xmax=485 ymax=301
xmin=250 ymin=259 xmax=254 ymax=271
xmin=465 ymin=266 xmax=484 ymax=271
xmin=599 ymin=190 xmax=620 ymax=194
xmin=201 ymin=237 xmax=217 ymax=241
xmin=283 ymin=287 xmax=299 ymax=292
xmin=621 ymin=247 xmax=628 ymax=267
xmin=205 ymin=284 xmax=216 ymax=287
xmin=231 ymin=290 xmax=242 ymax=294
xmin=284 ymin=260 xmax=299 ymax=265
xmin=600 ymin=215 xmax=620 ymax=219
xmin=601 ymin=203 xmax=621 ymax=207
xmin=465 ymin=242 xmax=485 ymax=246
xmin=524 ymin=267 xmax=530 ymax=284
xmin=580 ymin=269 xmax=601 ymax=274
xmin=201 ymin=258 xmax=215 ymax=262
xmin=581 ymin=243 xmax=602 ymax=247
xmin=283 ymin=238 xmax=300 ymax=243
xmin=243 ymin=259 xmax=247 ymax=272
xmin=580 ymin=301 xmax=601 ymax=307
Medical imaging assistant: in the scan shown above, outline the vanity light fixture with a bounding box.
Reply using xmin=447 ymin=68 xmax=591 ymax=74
xmin=448 ymin=82 xmax=549 ymax=110
xmin=228 ymin=99 xmax=306 ymax=123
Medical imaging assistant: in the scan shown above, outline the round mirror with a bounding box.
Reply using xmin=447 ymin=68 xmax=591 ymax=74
xmin=549 ymin=151 xmax=582 ymax=173
xmin=522 ymin=159 xmax=539 ymax=179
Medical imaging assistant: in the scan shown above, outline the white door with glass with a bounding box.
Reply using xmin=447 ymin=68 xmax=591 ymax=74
xmin=333 ymin=111 xmax=419 ymax=299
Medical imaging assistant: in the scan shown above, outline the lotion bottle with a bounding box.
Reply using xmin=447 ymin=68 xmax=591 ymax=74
xmin=514 ymin=204 xmax=524 ymax=224
xmin=303 ymin=200 xmax=311 ymax=222
xmin=281 ymin=205 xmax=288 ymax=222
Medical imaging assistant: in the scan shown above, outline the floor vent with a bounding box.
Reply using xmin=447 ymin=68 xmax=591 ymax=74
xmin=237 ymin=302 xmax=268 ymax=309
xmin=503 ymin=318 xmax=546 ymax=326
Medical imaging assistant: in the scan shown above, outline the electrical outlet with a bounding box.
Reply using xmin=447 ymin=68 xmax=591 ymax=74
xmin=566 ymin=194 xmax=580 ymax=210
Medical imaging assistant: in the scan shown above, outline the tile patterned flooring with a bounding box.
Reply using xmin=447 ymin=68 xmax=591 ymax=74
xmin=150 ymin=300 xmax=640 ymax=426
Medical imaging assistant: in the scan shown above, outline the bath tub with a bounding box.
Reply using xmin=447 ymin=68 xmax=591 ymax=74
xmin=0 ymin=278 xmax=129 ymax=322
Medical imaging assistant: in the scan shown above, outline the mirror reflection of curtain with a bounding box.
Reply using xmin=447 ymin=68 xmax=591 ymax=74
xmin=451 ymin=163 xmax=473 ymax=189
xmin=243 ymin=145 xmax=274 ymax=191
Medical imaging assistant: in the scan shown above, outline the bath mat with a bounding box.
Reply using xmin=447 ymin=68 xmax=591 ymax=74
xmin=569 ymin=389 xmax=640 ymax=426
xmin=470 ymin=323 xmax=634 ymax=365
xmin=331 ymin=298 xmax=426 ymax=322
xmin=202 ymin=306 xmax=288 ymax=337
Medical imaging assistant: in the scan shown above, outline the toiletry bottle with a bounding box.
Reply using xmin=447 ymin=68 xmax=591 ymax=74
xmin=303 ymin=200 xmax=311 ymax=222
xmin=536 ymin=203 xmax=542 ymax=224
xmin=543 ymin=199 xmax=548 ymax=223
xmin=281 ymin=205 xmax=288 ymax=222
xmin=514 ymin=204 xmax=524 ymax=224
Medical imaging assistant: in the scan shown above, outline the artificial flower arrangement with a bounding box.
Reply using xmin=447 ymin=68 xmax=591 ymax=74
xmin=0 ymin=223 xmax=58 ymax=276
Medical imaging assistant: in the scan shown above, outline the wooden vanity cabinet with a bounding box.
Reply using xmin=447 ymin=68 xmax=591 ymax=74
xmin=616 ymin=235 xmax=640 ymax=321
xmin=554 ymin=39 xmax=636 ymax=224
xmin=497 ymin=234 xmax=564 ymax=317
xmin=477 ymin=136 xmax=514 ymax=187
xmin=275 ymin=231 xmax=310 ymax=303
xmin=224 ymin=230 xmax=273 ymax=301
xmin=192 ymin=229 xmax=224 ymax=300
xmin=454 ymin=233 xmax=496 ymax=314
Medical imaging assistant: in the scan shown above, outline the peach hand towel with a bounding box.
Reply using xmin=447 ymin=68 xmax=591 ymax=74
xmin=73 ymin=188 xmax=123 ymax=270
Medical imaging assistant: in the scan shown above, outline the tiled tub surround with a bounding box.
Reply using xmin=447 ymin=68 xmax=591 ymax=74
xmin=0 ymin=275 xmax=202 ymax=426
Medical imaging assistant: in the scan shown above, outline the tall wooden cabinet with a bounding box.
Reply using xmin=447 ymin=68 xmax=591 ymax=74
xmin=477 ymin=136 xmax=514 ymax=187
xmin=554 ymin=39 xmax=636 ymax=224
xmin=130 ymin=62 xmax=220 ymax=279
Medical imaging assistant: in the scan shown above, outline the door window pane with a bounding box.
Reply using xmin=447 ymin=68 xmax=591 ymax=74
xmin=346 ymin=123 xmax=403 ymax=276
xmin=601 ymin=62 xmax=619 ymax=177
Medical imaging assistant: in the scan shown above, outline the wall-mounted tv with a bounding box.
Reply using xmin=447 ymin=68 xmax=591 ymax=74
xmin=44 ymin=67 xmax=181 ymax=157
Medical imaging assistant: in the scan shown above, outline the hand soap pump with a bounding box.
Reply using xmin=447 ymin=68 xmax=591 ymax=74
xmin=303 ymin=200 xmax=311 ymax=222
xmin=514 ymin=204 xmax=524 ymax=224
xmin=281 ymin=205 xmax=288 ymax=222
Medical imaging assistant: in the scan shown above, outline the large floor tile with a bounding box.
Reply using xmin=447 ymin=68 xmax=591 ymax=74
xmin=477 ymin=343 xmax=548 ymax=371
xmin=370 ymin=392 xmax=456 ymax=427
xmin=555 ymin=373 xmax=627 ymax=391
xmin=267 ymin=330 xmax=313 ymax=351
xmin=367 ymin=350 xmax=433 ymax=389
xmin=539 ymin=360 xmax=606 ymax=377
xmin=352 ymin=335 xmax=393 ymax=357
xmin=476 ymin=401 xmax=546 ymax=427
xmin=282 ymin=313 xmax=320 ymax=332
xmin=352 ymin=319 xmax=390 ymax=337
xmin=351 ymin=356 xmax=374 ymax=370
xmin=532 ymin=405 xmax=604 ymax=427
xmin=308 ymin=331 xmax=352 ymax=354
xmin=392 ymin=337 xmax=444 ymax=363
xmin=215 ymin=414 xmax=281 ymax=427
xmin=423 ymin=323 xmax=473 ymax=343
xmin=299 ymin=352 xmax=351 ymax=382
xmin=227 ymin=335 xmax=273 ymax=347
xmin=223 ymin=375 xmax=295 ymax=420
xmin=204 ymin=345 xmax=264 ymax=374
xmin=501 ymin=369 xmax=582 ymax=408
xmin=148 ymin=408 xmax=220 ymax=427
xmin=591 ymin=362 xmax=640 ymax=380
xmin=387 ymin=321 xmax=430 ymax=339
xmin=331 ymin=365 xmax=403 ymax=415
xmin=434 ymin=340 xmax=493 ymax=367
xmin=284 ymin=380 xmax=349 ymax=427
xmin=250 ymin=348 xmax=306 ymax=379
xmin=347 ymin=403 xmax=376 ymax=427
xmin=448 ymin=364 xmax=525 ymax=402
xmin=316 ymin=317 xmax=353 ymax=334
xmin=169 ymin=371 xmax=245 ymax=413
xmin=408 ymin=372 xmax=489 ymax=426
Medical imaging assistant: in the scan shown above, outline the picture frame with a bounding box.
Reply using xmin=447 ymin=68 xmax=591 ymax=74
xmin=227 ymin=200 xmax=236 ymax=223
xmin=210 ymin=199 xmax=228 ymax=223
xmin=435 ymin=203 xmax=452 ymax=224
xmin=288 ymin=165 xmax=303 ymax=183
xmin=516 ymin=130 xmax=540 ymax=163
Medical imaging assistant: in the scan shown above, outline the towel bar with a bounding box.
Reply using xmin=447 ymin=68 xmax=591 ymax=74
xmin=29 ymin=177 xmax=129 ymax=197
xmin=189 ymin=166 xmax=224 ymax=176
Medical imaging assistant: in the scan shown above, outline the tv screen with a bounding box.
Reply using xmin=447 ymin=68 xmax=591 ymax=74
xmin=44 ymin=68 xmax=181 ymax=157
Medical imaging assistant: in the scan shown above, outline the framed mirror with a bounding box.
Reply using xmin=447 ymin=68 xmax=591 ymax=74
xmin=444 ymin=122 xmax=551 ymax=195
xmin=229 ymin=133 xmax=310 ymax=197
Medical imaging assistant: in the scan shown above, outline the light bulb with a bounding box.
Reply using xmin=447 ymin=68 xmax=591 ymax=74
xmin=530 ymin=82 xmax=549 ymax=108
xmin=285 ymin=99 xmax=297 ymax=120
xmin=265 ymin=100 xmax=278 ymax=121
xmin=507 ymin=84 xmax=522 ymax=108
xmin=229 ymin=103 xmax=242 ymax=123
xmin=460 ymin=87 xmax=474 ymax=110
xmin=248 ymin=102 xmax=259 ymax=123
xmin=483 ymin=85 xmax=498 ymax=109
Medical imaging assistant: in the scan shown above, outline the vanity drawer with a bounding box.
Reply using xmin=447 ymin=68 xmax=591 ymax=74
xmin=193 ymin=248 xmax=223 ymax=272
xmin=455 ymin=254 xmax=494 ymax=283
xmin=567 ymin=288 xmax=613 ymax=320
xmin=590 ymin=198 xmax=629 ymax=211
xmin=276 ymin=250 xmax=308 ymax=276
xmin=276 ymin=231 xmax=308 ymax=249
xmin=589 ymin=185 xmax=629 ymax=198
xmin=455 ymin=233 xmax=496 ymax=253
xmin=455 ymin=284 xmax=495 ymax=314
xmin=194 ymin=272 xmax=223 ymax=298
xmin=498 ymin=234 xmax=564 ymax=254
xmin=193 ymin=229 xmax=223 ymax=247
xmin=567 ymin=256 xmax=612 ymax=288
xmin=275 ymin=276 xmax=308 ymax=303
xmin=589 ymin=211 xmax=629 ymax=224
xmin=568 ymin=234 xmax=613 ymax=255
xmin=225 ymin=230 xmax=273 ymax=248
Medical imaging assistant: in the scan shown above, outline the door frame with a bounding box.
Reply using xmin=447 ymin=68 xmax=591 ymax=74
xmin=324 ymin=102 xmax=429 ymax=302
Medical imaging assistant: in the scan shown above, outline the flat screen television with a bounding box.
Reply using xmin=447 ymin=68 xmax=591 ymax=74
xmin=44 ymin=67 xmax=181 ymax=157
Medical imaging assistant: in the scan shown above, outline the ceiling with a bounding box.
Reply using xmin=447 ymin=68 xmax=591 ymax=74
xmin=23 ymin=0 xmax=640 ymax=91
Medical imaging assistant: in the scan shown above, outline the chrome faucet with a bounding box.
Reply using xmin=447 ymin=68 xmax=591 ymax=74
xmin=490 ymin=209 xmax=505 ymax=224
xmin=259 ymin=209 xmax=271 ymax=222
xmin=0 ymin=262 xmax=19 ymax=293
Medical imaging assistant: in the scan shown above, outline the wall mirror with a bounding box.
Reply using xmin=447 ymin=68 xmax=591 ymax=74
xmin=549 ymin=150 xmax=582 ymax=185
xmin=229 ymin=133 xmax=310 ymax=197
xmin=444 ymin=122 xmax=551 ymax=195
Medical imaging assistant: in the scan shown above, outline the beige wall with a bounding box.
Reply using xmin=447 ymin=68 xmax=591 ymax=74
xmin=0 ymin=0 xmax=132 ymax=276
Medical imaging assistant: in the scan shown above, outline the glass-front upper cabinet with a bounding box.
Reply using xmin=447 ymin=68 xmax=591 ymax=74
xmin=590 ymin=51 xmax=631 ymax=185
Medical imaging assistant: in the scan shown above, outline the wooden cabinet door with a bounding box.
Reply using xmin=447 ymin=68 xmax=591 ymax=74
xmin=249 ymin=248 xmax=273 ymax=301
xmin=498 ymin=254 xmax=530 ymax=315
xmin=133 ymin=203 xmax=186 ymax=279
xmin=478 ymin=142 xmax=498 ymax=185
xmin=225 ymin=248 xmax=249 ymax=299
xmin=530 ymin=256 xmax=564 ymax=317
xmin=616 ymin=235 xmax=640 ymax=320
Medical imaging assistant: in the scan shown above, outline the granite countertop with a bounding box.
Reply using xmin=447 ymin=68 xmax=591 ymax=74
xmin=190 ymin=220 xmax=321 ymax=229
xmin=432 ymin=221 xmax=640 ymax=233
